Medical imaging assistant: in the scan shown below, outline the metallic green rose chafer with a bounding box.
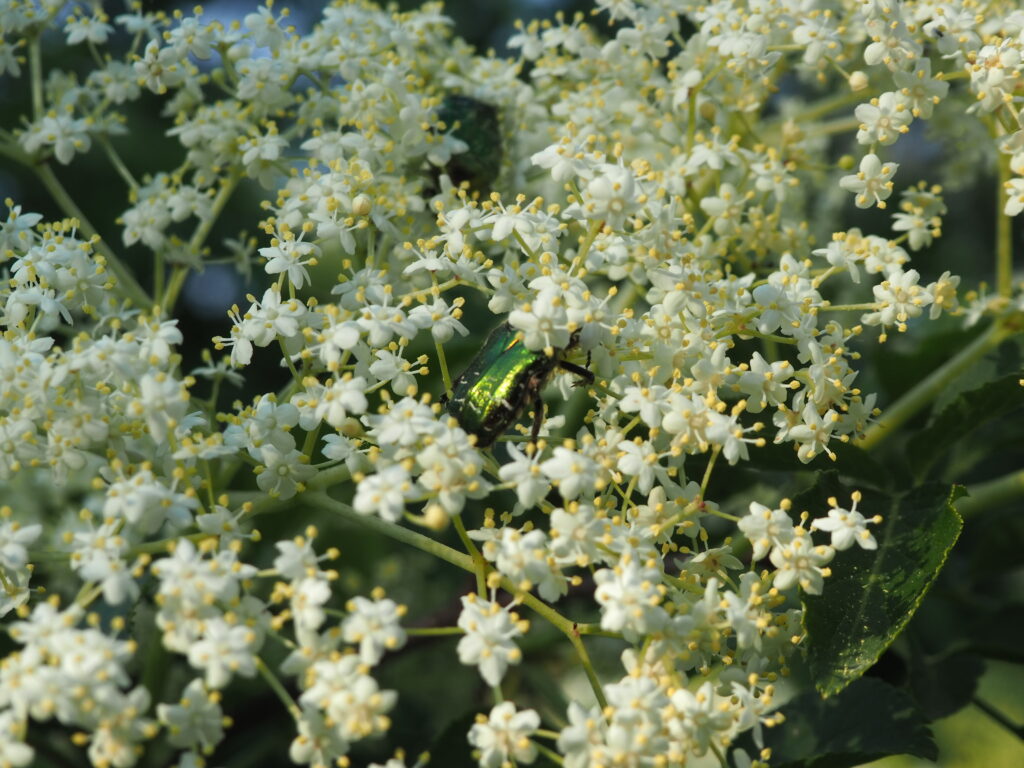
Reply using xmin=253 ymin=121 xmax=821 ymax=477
xmin=442 ymin=323 xmax=593 ymax=448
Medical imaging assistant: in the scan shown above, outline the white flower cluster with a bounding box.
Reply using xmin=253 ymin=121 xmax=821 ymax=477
xmin=0 ymin=602 xmax=156 ymax=767
xmin=0 ymin=0 xmax=1020 ymax=765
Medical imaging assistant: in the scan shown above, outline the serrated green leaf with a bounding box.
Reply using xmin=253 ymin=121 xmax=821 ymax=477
xmin=796 ymin=474 xmax=964 ymax=696
xmin=760 ymin=677 xmax=937 ymax=768
xmin=907 ymin=373 xmax=1024 ymax=479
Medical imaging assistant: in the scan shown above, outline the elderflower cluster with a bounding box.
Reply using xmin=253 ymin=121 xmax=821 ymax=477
xmin=0 ymin=0 xmax=1020 ymax=766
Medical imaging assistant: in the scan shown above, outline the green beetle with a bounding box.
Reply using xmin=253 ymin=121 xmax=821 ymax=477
xmin=442 ymin=322 xmax=593 ymax=448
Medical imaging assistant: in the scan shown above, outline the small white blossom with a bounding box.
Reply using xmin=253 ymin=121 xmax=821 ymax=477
xmin=812 ymin=492 xmax=879 ymax=551
xmin=840 ymin=154 xmax=899 ymax=209
xmin=157 ymin=678 xmax=225 ymax=751
xmin=468 ymin=702 xmax=539 ymax=768
xmin=769 ymin=533 xmax=835 ymax=594
xmin=342 ymin=595 xmax=407 ymax=665
xmin=456 ymin=596 xmax=524 ymax=686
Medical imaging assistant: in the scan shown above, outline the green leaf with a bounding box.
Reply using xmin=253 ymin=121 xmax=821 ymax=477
xmin=969 ymin=603 xmax=1024 ymax=663
xmin=907 ymin=373 xmax=1024 ymax=479
xmin=760 ymin=677 xmax=937 ymax=767
xmin=907 ymin=651 xmax=984 ymax=720
xmin=796 ymin=473 xmax=964 ymax=696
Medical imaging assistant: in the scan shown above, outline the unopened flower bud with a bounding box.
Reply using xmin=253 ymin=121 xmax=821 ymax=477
xmin=352 ymin=194 xmax=372 ymax=216
xmin=848 ymin=71 xmax=869 ymax=91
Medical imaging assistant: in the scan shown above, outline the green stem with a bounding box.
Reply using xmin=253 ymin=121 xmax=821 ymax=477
xmin=806 ymin=116 xmax=860 ymax=138
xmin=997 ymin=149 xmax=1014 ymax=297
xmin=569 ymin=218 xmax=604 ymax=275
xmin=511 ymin=590 xmax=607 ymax=709
xmin=955 ymin=469 xmax=1024 ymax=520
xmin=972 ymin=696 xmax=1024 ymax=739
xmin=435 ymin=335 xmax=453 ymax=395
xmin=306 ymin=491 xmax=609 ymax=708
xmin=28 ymin=37 xmax=44 ymax=120
xmin=255 ymin=656 xmax=301 ymax=720
xmin=453 ymin=513 xmax=488 ymax=597
xmin=405 ymin=626 xmax=463 ymax=636
xmin=532 ymin=741 xmax=565 ymax=765
xmin=32 ymin=162 xmax=152 ymax=309
xmin=97 ymin=136 xmax=139 ymax=192
xmin=857 ymin=319 xmax=1017 ymax=451
xmin=306 ymin=493 xmax=473 ymax=571
xmin=793 ymin=88 xmax=875 ymax=124
xmin=821 ymin=303 xmax=878 ymax=312
xmin=162 ymin=173 xmax=242 ymax=311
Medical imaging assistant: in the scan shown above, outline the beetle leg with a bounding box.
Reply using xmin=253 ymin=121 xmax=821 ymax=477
xmin=558 ymin=359 xmax=594 ymax=384
xmin=529 ymin=392 xmax=545 ymax=445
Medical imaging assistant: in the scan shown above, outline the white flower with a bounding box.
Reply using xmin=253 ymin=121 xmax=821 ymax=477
xmin=353 ymin=464 xmax=416 ymax=522
xmin=557 ymin=701 xmax=606 ymax=768
xmin=1004 ymin=178 xmax=1024 ymax=216
xmin=408 ymin=298 xmax=469 ymax=343
xmin=769 ymin=533 xmax=834 ymax=594
xmin=157 ymin=678 xmax=225 ymax=751
xmin=784 ymin=402 xmax=840 ymax=463
xmin=187 ymin=617 xmax=261 ymax=689
xmin=509 ymin=291 xmax=571 ymax=352
xmin=893 ymin=60 xmax=948 ymax=119
xmin=292 ymin=577 xmax=332 ymax=636
xmin=315 ymin=376 xmax=369 ymax=428
xmin=497 ymin=442 xmax=549 ymax=510
xmin=840 ymin=154 xmax=899 ymax=209
xmin=862 ymin=268 xmax=932 ymax=331
xmin=468 ymin=702 xmax=539 ymax=768
xmin=738 ymin=502 xmax=796 ymax=561
xmin=811 ymin=492 xmax=879 ymax=551
xmin=665 ymin=681 xmax=735 ymax=756
xmin=540 ymin=446 xmax=600 ymax=501
xmin=475 ymin=526 xmax=567 ymax=601
xmin=65 ymin=13 xmax=114 ymax=45
xmin=456 ymin=596 xmax=524 ymax=686
xmin=0 ymin=709 xmax=33 ymax=766
xmin=579 ymin=163 xmax=641 ymax=230
xmin=19 ymin=113 xmax=93 ymax=165
xmin=255 ymin=444 xmax=317 ymax=500
xmin=855 ymin=92 xmax=911 ymax=146
xmin=594 ymin=550 xmax=667 ymax=638
xmin=126 ymin=372 xmax=190 ymax=443
xmin=299 ymin=656 xmax=396 ymax=742
xmin=342 ymin=596 xmax=407 ymax=665
xmin=261 ymin=233 xmax=319 ymax=289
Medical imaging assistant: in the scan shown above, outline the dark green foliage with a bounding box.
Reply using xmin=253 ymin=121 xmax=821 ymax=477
xmin=754 ymin=678 xmax=938 ymax=767
xmin=795 ymin=473 xmax=964 ymax=696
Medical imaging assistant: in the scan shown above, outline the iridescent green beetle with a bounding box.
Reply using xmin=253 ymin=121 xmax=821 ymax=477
xmin=442 ymin=323 xmax=593 ymax=448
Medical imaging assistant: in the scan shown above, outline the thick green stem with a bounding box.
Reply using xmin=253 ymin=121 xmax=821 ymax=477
xmin=28 ymin=37 xmax=44 ymax=120
xmin=857 ymin=319 xmax=1016 ymax=451
xmin=955 ymin=469 xmax=1024 ymax=520
xmin=307 ymin=493 xmax=473 ymax=571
